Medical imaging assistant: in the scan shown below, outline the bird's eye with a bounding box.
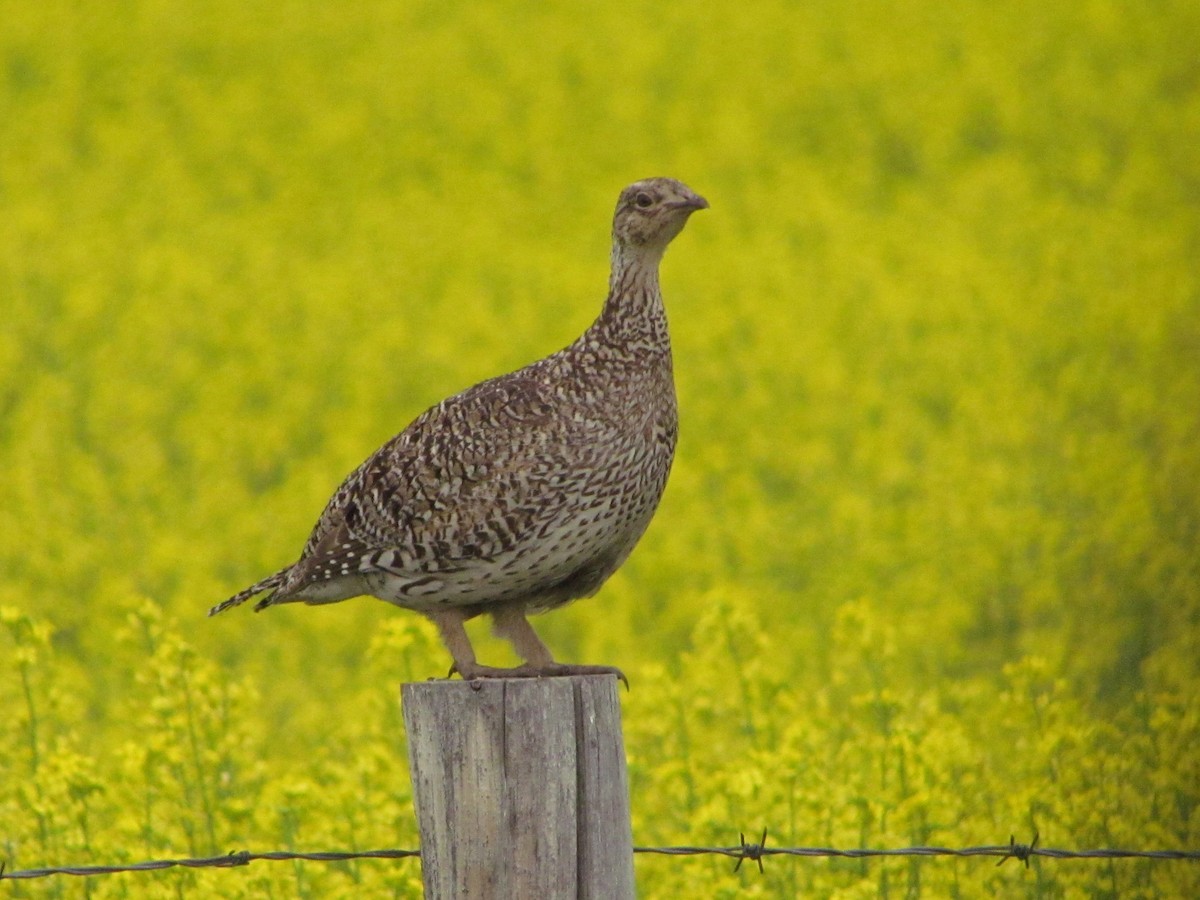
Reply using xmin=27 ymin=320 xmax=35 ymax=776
xmin=634 ymin=191 xmax=654 ymax=209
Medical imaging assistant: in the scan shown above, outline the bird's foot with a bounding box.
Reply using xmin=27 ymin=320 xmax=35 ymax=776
xmin=449 ymin=661 xmax=628 ymax=689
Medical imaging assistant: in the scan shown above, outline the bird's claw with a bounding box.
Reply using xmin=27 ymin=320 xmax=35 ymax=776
xmin=446 ymin=661 xmax=629 ymax=689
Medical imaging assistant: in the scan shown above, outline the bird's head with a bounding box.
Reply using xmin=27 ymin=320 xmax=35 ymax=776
xmin=611 ymin=178 xmax=708 ymax=253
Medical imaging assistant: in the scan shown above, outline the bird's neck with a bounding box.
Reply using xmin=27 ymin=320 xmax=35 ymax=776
xmin=594 ymin=243 xmax=669 ymax=350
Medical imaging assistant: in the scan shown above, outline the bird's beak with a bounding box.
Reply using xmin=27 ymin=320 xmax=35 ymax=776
xmin=672 ymin=193 xmax=709 ymax=212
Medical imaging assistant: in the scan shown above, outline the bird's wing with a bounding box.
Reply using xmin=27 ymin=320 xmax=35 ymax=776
xmin=295 ymin=370 xmax=594 ymax=578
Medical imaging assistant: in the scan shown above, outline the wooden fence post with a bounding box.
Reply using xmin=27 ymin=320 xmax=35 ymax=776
xmin=401 ymin=675 xmax=635 ymax=900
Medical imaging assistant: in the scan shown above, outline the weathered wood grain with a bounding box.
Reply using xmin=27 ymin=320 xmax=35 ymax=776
xmin=402 ymin=675 xmax=634 ymax=899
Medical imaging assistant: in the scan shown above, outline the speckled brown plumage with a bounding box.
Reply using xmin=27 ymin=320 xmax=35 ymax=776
xmin=210 ymin=178 xmax=708 ymax=680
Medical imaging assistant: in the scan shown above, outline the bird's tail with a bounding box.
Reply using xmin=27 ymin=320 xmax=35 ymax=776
xmin=208 ymin=566 xmax=292 ymax=617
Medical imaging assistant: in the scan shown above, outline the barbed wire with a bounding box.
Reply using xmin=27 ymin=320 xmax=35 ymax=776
xmin=635 ymin=830 xmax=1200 ymax=872
xmin=0 ymin=849 xmax=418 ymax=881
xmin=2 ymin=830 xmax=1197 ymax=882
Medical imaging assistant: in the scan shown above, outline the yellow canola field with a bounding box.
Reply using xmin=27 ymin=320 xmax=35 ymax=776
xmin=2 ymin=1 xmax=1197 ymax=896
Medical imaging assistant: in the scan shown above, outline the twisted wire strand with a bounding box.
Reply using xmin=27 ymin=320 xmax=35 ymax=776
xmin=3 ymin=832 xmax=1197 ymax=881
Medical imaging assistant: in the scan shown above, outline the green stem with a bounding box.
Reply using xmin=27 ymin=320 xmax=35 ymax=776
xmin=181 ymin=667 xmax=218 ymax=852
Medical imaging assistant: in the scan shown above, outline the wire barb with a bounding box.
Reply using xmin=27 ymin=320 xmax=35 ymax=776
xmin=733 ymin=828 xmax=769 ymax=874
xmin=998 ymin=830 xmax=1039 ymax=868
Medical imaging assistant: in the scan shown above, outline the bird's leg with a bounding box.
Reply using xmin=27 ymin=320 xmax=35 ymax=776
xmin=425 ymin=607 xmax=627 ymax=685
xmin=489 ymin=606 xmax=556 ymax=667
xmin=490 ymin=607 xmax=629 ymax=687
xmin=426 ymin=608 xmax=524 ymax=680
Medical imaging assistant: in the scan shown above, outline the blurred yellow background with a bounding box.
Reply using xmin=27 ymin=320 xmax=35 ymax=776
xmin=2 ymin=0 xmax=1197 ymax=895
